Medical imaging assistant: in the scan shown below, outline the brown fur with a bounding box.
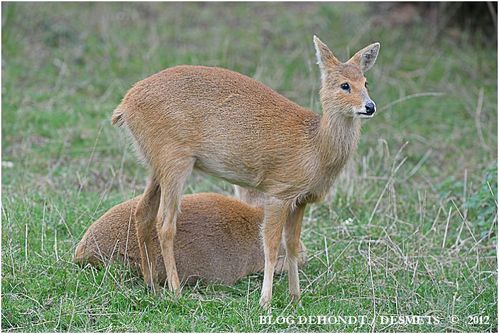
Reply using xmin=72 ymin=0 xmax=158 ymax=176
xmin=74 ymin=193 xmax=307 ymax=285
xmin=112 ymin=36 xmax=379 ymax=307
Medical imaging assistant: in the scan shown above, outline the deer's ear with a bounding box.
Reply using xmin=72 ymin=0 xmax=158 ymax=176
xmin=348 ymin=42 xmax=380 ymax=73
xmin=313 ymin=35 xmax=340 ymax=80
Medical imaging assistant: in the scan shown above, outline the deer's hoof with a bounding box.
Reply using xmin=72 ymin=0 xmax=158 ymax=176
xmin=259 ymin=294 xmax=271 ymax=309
xmin=144 ymin=277 xmax=159 ymax=293
xmin=290 ymin=291 xmax=301 ymax=302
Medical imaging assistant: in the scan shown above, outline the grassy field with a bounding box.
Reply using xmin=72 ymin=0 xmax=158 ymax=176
xmin=2 ymin=2 xmax=497 ymax=332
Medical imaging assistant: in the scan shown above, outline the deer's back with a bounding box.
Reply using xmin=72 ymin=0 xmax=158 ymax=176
xmin=119 ymin=66 xmax=320 ymax=197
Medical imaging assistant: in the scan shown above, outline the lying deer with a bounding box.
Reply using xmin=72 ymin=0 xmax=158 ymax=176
xmin=74 ymin=193 xmax=307 ymax=285
xmin=112 ymin=35 xmax=380 ymax=308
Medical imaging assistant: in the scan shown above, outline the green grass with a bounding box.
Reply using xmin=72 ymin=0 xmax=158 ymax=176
xmin=2 ymin=2 xmax=497 ymax=332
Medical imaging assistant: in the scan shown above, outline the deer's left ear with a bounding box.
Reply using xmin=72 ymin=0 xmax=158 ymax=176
xmin=348 ymin=42 xmax=380 ymax=73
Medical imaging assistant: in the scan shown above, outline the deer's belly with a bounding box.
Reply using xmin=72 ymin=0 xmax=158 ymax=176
xmin=193 ymin=157 xmax=262 ymax=189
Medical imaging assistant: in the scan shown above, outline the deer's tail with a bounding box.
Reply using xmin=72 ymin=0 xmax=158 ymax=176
xmin=111 ymin=105 xmax=125 ymax=127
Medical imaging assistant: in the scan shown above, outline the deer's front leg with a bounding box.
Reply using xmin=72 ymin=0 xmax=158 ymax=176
xmin=259 ymin=199 xmax=290 ymax=309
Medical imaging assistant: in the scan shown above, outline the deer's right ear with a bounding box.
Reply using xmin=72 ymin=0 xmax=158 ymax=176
xmin=313 ymin=35 xmax=340 ymax=81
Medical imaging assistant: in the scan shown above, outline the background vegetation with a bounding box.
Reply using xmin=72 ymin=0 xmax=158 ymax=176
xmin=2 ymin=2 xmax=497 ymax=332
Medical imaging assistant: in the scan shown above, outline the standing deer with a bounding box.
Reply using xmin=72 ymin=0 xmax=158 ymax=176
xmin=112 ymin=35 xmax=380 ymax=308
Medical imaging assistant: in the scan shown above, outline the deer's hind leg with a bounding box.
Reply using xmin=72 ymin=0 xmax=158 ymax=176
xmin=157 ymin=156 xmax=195 ymax=295
xmin=135 ymin=175 xmax=161 ymax=292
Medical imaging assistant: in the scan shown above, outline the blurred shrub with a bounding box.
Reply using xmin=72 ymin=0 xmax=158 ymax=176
xmin=371 ymin=2 xmax=497 ymax=45
xmin=465 ymin=164 xmax=497 ymax=241
xmin=436 ymin=163 xmax=497 ymax=245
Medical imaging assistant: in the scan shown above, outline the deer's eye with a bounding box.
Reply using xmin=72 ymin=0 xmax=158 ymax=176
xmin=365 ymin=81 xmax=368 ymax=88
xmin=340 ymin=83 xmax=350 ymax=92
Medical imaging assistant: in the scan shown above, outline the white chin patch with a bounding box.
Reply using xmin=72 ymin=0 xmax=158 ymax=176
xmin=353 ymin=108 xmax=374 ymax=119
xmin=356 ymin=112 xmax=374 ymax=119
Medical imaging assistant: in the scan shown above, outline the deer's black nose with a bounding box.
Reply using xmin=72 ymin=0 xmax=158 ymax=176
xmin=365 ymin=101 xmax=376 ymax=115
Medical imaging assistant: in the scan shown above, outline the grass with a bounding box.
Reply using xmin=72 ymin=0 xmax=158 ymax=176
xmin=2 ymin=2 xmax=497 ymax=332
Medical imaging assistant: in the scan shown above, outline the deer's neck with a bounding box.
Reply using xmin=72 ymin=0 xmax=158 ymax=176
xmin=315 ymin=110 xmax=361 ymax=174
